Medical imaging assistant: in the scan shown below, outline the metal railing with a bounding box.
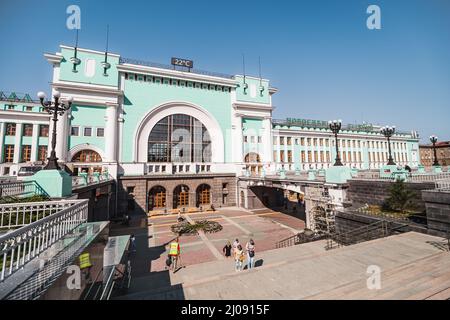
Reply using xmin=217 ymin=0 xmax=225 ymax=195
xmin=409 ymin=172 xmax=450 ymax=183
xmin=0 ymin=199 xmax=88 ymax=283
xmin=72 ymin=173 xmax=113 ymax=189
xmin=435 ymin=178 xmax=450 ymax=191
xmin=276 ymin=229 xmax=325 ymax=249
xmin=119 ymin=57 xmax=235 ymax=80
xmin=0 ymin=200 xmax=78 ymax=230
xmin=0 ymin=181 xmax=49 ymax=199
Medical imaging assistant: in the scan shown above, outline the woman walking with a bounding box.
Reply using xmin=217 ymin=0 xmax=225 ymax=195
xmin=223 ymin=241 xmax=232 ymax=258
xmin=234 ymin=244 xmax=244 ymax=272
xmin=246 ymin=239 xmax=256 ymax=270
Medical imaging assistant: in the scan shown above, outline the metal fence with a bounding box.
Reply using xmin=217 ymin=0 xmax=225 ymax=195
xmin=0 ymin=181 xmax=49 ymax=199
xmin=0 ymin=200 xmax=78 ymax=230
xmin=72 ymin=173 xmax=113 ymax=189
xmin=435 ymin=178 xmax=450 ymax=191
xmin=0 ymin=199 xmax=88 ymax=283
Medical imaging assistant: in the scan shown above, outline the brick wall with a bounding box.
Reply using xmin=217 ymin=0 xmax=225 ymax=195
xmin=347 ymin=180 xmax=435 ymax=212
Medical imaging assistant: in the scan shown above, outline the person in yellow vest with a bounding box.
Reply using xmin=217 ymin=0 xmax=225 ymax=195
xmin=79 ymin=252 xmax=93 ymax=283
xmin=168 ymin=237 xmax=181 ymax=271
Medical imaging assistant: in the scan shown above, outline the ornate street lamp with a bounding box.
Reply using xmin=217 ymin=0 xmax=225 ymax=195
xmin=328 ymin=119 xmax=343 ymax=166
xmin=430 ymin=135 xmax=439 ymax=166
xmin=380 ymin=126 xmax=396 ymax=165
xmin=37 ymin=91 xmax=73 ymax=170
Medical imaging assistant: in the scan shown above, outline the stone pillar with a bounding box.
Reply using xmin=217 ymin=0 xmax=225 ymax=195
xmin=55 ymin=111 xmax=68 ymax=162
xmin=30 ymin=123 xmax=39 ymax=162
xmin=0 ymin=122 xmax=5 ymax=163
xmin=13 ymin=123 xmax=23 ymax=163
xmin=262 ymin=117 xmax=272 ymax=163
xmin=105 ymin=103 xmax=118 ymax=162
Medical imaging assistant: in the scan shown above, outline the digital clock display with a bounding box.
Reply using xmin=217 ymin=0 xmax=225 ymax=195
xmin=171 ymin=57 xmax=193 ymax=68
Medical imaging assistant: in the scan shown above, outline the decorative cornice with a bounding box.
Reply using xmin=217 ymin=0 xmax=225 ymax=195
xmin=233 ymin=102 xmax=273 ymax=111
xmin=44 ymin=53 xmax=63 ymax=65
xmin=117 ymin=64 xmax=238 ymax=88
xmin=51 ymin=81 xmax=123 ymax=97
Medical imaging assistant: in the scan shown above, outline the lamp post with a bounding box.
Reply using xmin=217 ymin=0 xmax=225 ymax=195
xmin=380 ymin=126 xmax=396 ymax=165
xmin=328 ymin=119 xmax=343 ymax=166
xmin=37 ymin=91 xmax=73 ymax=170
xmin=430 ymin=135 xmax=439 ymax=166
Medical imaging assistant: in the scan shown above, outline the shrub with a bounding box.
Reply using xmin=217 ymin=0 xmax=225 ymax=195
xmin=383 ymin=180 xmax=417 ymax=213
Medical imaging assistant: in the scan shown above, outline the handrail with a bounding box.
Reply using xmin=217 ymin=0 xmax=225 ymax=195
xmin=0 ymin=200 xmax=79 ymax=230
xmin=0 ymin=181 xmax=49 ymax=199
xmin=0 ymin=199 xmax=89 ymax=283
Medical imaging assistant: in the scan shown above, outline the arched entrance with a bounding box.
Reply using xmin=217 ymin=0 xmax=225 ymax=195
xmin=245 ymin=152 xmax=262 ymax=176
xmin=148 ymin=186 xmax=166 ymax=211
xmin=196 ymin=184 xmax=211 ymax=207
xmin=173 ymin=185 xmax=190 ymax=209
xmin=71 ymin=149 xmax=102 ymax=175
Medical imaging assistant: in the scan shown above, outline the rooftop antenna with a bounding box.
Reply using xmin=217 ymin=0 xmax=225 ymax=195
xmin=102 ymin=25 xmax=111 ymax=76
xmin=258 ymin=56 xmax=265 ymax=96
xmin=70 ymin=29 xmax=81 ymax=72
xmin=242 ymin=54 xmax=248 ymax=93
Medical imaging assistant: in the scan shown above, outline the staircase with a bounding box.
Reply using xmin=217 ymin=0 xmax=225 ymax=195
xmin=115 ymin=232 xmax=450 ymax=300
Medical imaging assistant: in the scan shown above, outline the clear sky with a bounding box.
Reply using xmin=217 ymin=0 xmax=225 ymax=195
xmin=1 ymin=0 xmax=449 ymax=143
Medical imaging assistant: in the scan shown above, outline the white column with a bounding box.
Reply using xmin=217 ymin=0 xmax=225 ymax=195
xmin=0 ymin=122 xmax=5 ymax=163
xmin=233 ymin=115 xmax=244 ymax=163
xmin=30 ymin=123 xmax=39 ymax=162
xmin=13 ymin=123 xmax=23 ymax=163
xmin=105 ymin=103 xmax=118 ymax=162
xmin=55 ymin=112 xmax=68 ymax=162
xmin=262 ymin=117 xmax=272 ymax=163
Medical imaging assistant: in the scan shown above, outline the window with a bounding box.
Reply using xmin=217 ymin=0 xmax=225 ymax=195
xmin=7 ymin=105 xmax=15 ymax=110
xmin=287 ymin=137 xmax=292 ymax=145
xmin=307 ymin=138 xmax=311 ymax=146
xmin=257 ymin=136 xmax=262 ymax=143
xmin=313 ymin=138 xmax=317 ymax=146
xmin=287 ymin=150 xmax=292 ymax=163
xmin=326 ymin=151 xmax=330 ymax=163
xmin=273 ymin=137 xmax=277 ymax=145
xmin=72 ymin=150 xmax=102 ymax=162
xmin=96 ymin=128 xmax=105 ymax=137
xmin=21 ymin=145 xmax=31 ymax=162
xmin=273 ymin=151 xmax=277 ymax=162
xmin=301 ymin=151 xmax=306 ymax=163
xmin=71 ymin=126 xmax=79 ymax=136
xmin=4 ymin=145 xmax=14 ymax=162
xmin=325 ymin=139 xmax=329 ymax=147
xmin=38 ymin=146 xmax=48 ymax=162
xmin=39 ymin=125 xmax=49 ymax=137
xmin=25 ymin=106 xmax=33 ymax=112
xmin=84 ymin=127 xmax=92 ymax=137
xmin=250 ymin=136 xmax=255 ymax=143
xmin=147 ymin=114 xmax=211 ymax=163
xmin=319 ymin=139 xmax=323 ymax=146
xmin=307 ymin=151 xmax=312 ymax=162
xmin=300 ymin=138 xmax=305 ymax=146
xmin=280 ymin=150 xmax=285 ymax=163
xmin=320 ymin=151 xmax=324 ymax=162
xmin=295 ymin=138 xmax=299 ymax=145
xmin=6 ymin=123 xmax=16 ymax=136
xmin=23 ymin=124 xmax=33 ymax=137
xmin=280 ymin=137 xmax=285 ymax=145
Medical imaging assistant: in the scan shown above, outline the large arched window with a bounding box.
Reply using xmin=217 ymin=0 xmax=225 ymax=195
xmin=72 ymin=150 xmax=102 ymax=162
xmin=148 ymin=114 xmax=211 ymax=163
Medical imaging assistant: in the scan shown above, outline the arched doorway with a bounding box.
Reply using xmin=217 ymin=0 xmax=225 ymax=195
xmin=71 ymin=149 xmax=102 ymax=175
xmin=244 ymin=152 xmax=262 ymax=176
xmin=173 ymin=185 xmax=190 ymax=208
xmin=148 ymin=186 xmax=166 ymax=211
xmin=196 ymin=184 xmax=211 ymax=207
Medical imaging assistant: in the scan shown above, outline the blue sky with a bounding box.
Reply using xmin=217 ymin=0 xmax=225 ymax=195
xmin=0 ymin=0 xmax=449 ymax=143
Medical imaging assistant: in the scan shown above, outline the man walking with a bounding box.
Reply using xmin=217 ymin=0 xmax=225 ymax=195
xmin=168 ymin=237 xmax=181 ymax=272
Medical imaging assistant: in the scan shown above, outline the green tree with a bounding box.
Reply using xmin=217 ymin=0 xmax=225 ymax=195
xmin=384 ymin=180 xmax=417 ymax=213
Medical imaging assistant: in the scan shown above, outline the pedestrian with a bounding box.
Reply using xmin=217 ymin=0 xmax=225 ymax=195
xmin=168 ymin=237 xmax=181 ymax=272
xmin=232 ymin=238 xmax=240 ymax=250
xmin=234 ymin=244 xmax=244 ymax=272
xmin=246 ymin=239 xmax=256 ymax=270
xmin=223 ymin=241 xmax=232 ymax=258
xmin=130 ymin=234 xmax=137 ymax=253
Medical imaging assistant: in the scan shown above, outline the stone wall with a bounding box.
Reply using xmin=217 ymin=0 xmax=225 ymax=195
xmin=346 ymin=179 xmax=435 ymax=212
xmin=73 ymin=181 xmax=115 ymax=222
xmin=117 ymin=174 xmax=237 ymax=215
xmin=422 ymin=190 xmax=450 ymax=237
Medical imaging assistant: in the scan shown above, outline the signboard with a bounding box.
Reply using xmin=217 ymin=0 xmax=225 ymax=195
xmin=171 ymin=57 xmax=193 ymax=69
